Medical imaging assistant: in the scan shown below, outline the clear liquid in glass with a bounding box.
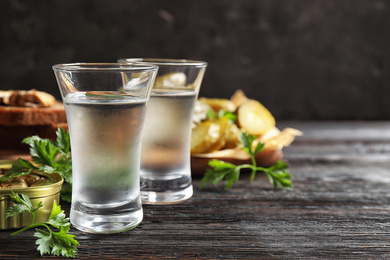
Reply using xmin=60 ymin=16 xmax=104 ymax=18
xmin=64 ymin=92 xmax=146 ymax=233
xmin=140 ymin=89 xmax=196 ymax=204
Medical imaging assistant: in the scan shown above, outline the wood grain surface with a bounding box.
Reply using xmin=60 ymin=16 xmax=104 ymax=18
xmin=2 ymin=121 xmax=390 ymax=259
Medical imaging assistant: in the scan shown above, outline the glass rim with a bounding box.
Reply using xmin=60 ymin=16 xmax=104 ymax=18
xmin=52 ymin=62 xmax=159 ymax=72
xmin=118 ymin=58 xmax=208 ymax=68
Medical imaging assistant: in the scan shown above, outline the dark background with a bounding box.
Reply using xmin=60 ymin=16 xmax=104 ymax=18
xmin=1 ymin=0 xmax=389 ymax=120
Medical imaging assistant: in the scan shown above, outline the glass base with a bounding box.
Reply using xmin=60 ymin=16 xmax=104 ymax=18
xmin=70 ymin=199 xmax=143 ymax=234
xmin=141 ymin=185 xmax=193 ymax=205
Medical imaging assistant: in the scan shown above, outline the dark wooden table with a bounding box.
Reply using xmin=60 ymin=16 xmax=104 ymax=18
xmin=2 ymin=121 xmax=390 ymax=259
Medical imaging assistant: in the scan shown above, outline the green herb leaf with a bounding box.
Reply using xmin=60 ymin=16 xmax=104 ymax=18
xmin=254 ymin=142 xmax=265 ymax=156
xmin=238 ymin=132 xmax=257 ymax=156
xmin=200 ymin=132 xmax=293 ymax=190
xmin=34 ymin=225 xmax=78 ymax=257
xmin=59 ymin=186 xmax=72 ymax=203
xmin=207 ymin=109 xmax=237 ymax=123
xmin=6 ymin=191 xmax=43 ymax=219
xmin=261 ymin=161 xmax=292 ymax=190
xmin=6 ymin=192 xmax=78 ymax=258
xmin=5 ymin=127 xmax=73 ymax=201
xmin=6 ymin=191 xmax=31 ymax=217
xmin=0 ymin=158 xmax=38 ymax=181
xmin=200 ymin=160 xmax=237 ymax=190
xmin=56 ymin=127 xmax=71 ymax=154
xmin=34 ymin=229 xmax=52 ymax=256
xmin=23 ymin=136 xmax=60 ymax=167
xmin=206 ymin=109 xmax=217 ymax=119
xmin=48 ymin=226 xmax=78 ymax=257
xmin=34 ymin=220 xmax=78 ymax=258
xmin=46 ymin=201 xmax=70 ymax=228
xmin=218 ymin=110 xmax=237 ymax=123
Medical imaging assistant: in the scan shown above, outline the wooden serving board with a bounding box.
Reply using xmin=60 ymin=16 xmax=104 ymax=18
xmin=0 ymin=150 xmax=31 ymax=161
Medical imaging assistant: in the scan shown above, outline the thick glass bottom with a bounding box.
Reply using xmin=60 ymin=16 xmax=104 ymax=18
xmin=70 ymin=199 xmax=143 ymax=234
xmin=141 ymin=185 xmax=193 ymax=205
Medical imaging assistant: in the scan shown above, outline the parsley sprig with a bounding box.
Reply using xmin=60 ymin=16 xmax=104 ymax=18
xmin=200 ymin=132 xmax=292 ymax=190
xmin=0 ymin=128 xmax=72 ymax=202
xmin=6 ymin=191 xmax=78 ymax=257
xmin=207 ymin=109 xmax=237 ymax=123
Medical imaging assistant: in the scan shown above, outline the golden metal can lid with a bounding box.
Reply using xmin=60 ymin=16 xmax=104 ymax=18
xmin=0 ymin=160 xmax=64 ymax=229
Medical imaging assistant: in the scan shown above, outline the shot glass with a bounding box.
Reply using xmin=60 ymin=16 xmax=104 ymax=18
xmin=53 ymin=63 xmax=158 ymax=233
xmin=119 ymin=58 xmax=207 ymax=204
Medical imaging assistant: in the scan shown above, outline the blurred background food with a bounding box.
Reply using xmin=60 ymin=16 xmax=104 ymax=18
xmin=190 ymin=90 xmax=302 ymax=174
xmin=1 ymin=0 xmax=389 ymax=121
xmin=0 ymin=90 xmax=67 ymax=151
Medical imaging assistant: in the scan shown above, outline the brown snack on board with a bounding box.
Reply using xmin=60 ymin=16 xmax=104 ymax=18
xmin=0 ymin=89 xmax=56 ymax=107
xmin=0 ymin=90 xmax=67 ymax=151
xmin=0 ymin=101 xmax=66 ymax=126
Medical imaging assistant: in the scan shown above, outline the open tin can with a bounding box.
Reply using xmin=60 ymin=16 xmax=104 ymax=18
xmin=0 ymin=160 xmax=64 ymax=230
